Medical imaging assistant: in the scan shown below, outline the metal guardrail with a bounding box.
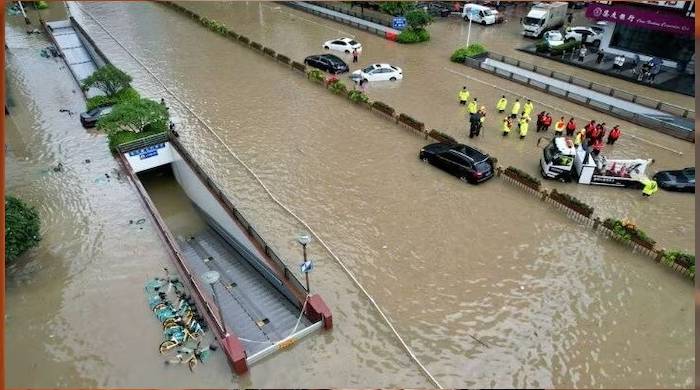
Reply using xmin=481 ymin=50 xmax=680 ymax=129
xmin=464 ymin=55 xmax=694 ymax=142
xmin=487 ymin=53 xmax=695 ymax=120
xmin=314 ymin=2 xmax=393 ymax=27
xmin=115 ymin=132 xmax=170 ymax=154
xmin=283 ymin=2 xmax=388 ymax=38
xmin=166 ymin=134 xmax=310 ymax=302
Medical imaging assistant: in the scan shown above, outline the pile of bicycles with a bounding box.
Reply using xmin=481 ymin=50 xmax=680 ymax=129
xmin=145 ymin=268 xmax=216 ymax=371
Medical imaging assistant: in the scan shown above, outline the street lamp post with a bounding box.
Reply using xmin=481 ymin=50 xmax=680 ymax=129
xmin=202 ymin=270 xmax=228 ymax=336
xmin=297 ymin=234 xmax=312 ymax=292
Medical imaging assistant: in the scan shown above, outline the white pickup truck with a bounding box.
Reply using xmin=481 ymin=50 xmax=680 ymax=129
xmin=522 ymin=2 xmax=568 ymax=38
xmin=540 ymin=137 xmax=653 ymax=188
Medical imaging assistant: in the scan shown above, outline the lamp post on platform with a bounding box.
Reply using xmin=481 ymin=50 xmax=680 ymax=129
xmin=297 ymin=234 xmax=313 ymax=293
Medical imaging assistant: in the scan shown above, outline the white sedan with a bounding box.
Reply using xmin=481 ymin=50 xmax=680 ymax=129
xmin=351 ymin=63 xmax=403 ymax=82
xmin=323 ymin=37 xmax=362 ymax=54
xmin=543 ymin=31 xmax=565 ymax=48
xmin=564 ymin=26 xmax=603 ymax=46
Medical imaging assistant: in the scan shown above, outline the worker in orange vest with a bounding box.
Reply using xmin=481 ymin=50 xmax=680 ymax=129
xmin=554 ymin=116 xmax=566 ymax=136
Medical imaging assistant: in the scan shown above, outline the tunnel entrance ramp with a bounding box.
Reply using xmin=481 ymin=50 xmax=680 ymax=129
xmin=177 ymin=220 xmax=315 ymax=359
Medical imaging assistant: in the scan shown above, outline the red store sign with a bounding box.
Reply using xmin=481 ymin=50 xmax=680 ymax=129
xmin=586 ymin=3 xmax=694 ymax=35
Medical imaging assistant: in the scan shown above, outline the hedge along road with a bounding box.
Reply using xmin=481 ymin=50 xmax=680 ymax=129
xmin=176 ymin=1 xmax=695 ymax=254
xmin=70 ymin=2 xmax=694 ymax=388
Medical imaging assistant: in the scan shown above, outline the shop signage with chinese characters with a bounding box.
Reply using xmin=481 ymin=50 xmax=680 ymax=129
xmin=586 ymin=3 xmax=694 ymax=35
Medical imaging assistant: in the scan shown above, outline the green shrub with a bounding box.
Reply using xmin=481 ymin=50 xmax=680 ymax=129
xmin=397 ymin=29 xmax=430 ymax=44
xmin=107 ymin=127 xmax=167 ymax=153
xmin=5 ymin=196 xmax=41 ymax=262
xmin=277 ymin=54 xmax=291 ymax=64
xmin=603 ymin=218 xmax=655 ymax=246
xmin=82 ymin=64 xmax=132 ymax=97
xmin=503 ymin=166 xmax=541 ymax=190
xmin=97 ymin=98 xmax=169 ymax=135
xmin=35 ymin=1 xmax=49 ymax=9
xmin=86 ymin=86 xmax=140 ymax=111
xmin=250 ymin=41 xmax=263 ymax=51
xmin=428 ymin=129 xmax=457 ymax=144
xmin=371 ymin=101 xmax=395 ymax=116
xmin=263 ymin=47 xmax=276 ymax=57
xmin=550 ymin=40 xmax=581 ymax=56
xmin=347 ymin=89 xmax=369 ymax=104
xmin=398 ymin=113 xmax=424 ymax=131
xmin=378 ymin=1 xmax=416 ymax=16
xmin=328 ymin=80 xmax=348 ymax=95
xmin=307 ymin=69 xmax=324 ymax=82
xmin=227 ymin=30 xmax=239 ymax=39
xmin=238 ymin=35 xmax=250 ymax=44
xmin=535 ymin=40 xmax=549 ymax=53
xmin=549 ymin=189 xmax=594 ymax=217
xmin=450 ymin=43 xmax=487 ymax=63
xmin=662 ymin=250 xmax=695 ymax=269
xmin=405 ymin=9 xmax=433 ymax=30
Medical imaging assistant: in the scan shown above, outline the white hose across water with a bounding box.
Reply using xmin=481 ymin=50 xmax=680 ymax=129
xmin=76 ymin=5 xmax=443 ymax=388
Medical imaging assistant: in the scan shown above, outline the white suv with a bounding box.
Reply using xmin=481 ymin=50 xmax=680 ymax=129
xmin=564 ymin=26 xmax=603 ymax=46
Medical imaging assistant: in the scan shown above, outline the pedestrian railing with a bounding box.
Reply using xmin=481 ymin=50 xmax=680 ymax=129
xmin=495 ymin=167 xmax=693 ymax=280
xmin=465 ymin=53 xmax=694 ymax=142
xmin=115 ymin=132 xmax=170 ymax=154
xmin=313 ymin=2 xmax=393 ymax=27
xmin=282 ymin=2 xmax=394 ymax=39
xmin=487 ymin=53 xmax=695 ymax=120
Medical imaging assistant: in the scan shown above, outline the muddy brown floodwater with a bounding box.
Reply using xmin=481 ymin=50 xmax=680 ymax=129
xmin=5 ymin=1 xmax=695 ymax=388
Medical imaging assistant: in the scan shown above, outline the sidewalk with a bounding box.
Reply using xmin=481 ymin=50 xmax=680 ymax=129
xmin=285 ymin=2 xmax=399 ymax=39
xmin=519 ymin=44 xmax=694 ymax=97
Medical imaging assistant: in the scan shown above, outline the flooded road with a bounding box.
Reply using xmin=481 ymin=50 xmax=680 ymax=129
xmin=48 ymin=1 xmax=696 ymax=388
xmin=179 ymin=1 xmax=695 ymax=253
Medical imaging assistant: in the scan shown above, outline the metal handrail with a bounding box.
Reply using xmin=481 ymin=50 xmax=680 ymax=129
xmin=115 ymin=132 xmax=170 ymax=154
xmin=486 ymin=51 xmax=694 ymax=117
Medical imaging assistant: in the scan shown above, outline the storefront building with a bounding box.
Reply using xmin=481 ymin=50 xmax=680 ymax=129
xmin=585 ymin=1 xmax=694 ymax=69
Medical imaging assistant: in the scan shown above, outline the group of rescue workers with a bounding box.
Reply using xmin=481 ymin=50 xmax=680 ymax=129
xmin=458 ymin=86 xmax=622 ymax=150
xmin=457 ymin=86 xmax=658 ymax=197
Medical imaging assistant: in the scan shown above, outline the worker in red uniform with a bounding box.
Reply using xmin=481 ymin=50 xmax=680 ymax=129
xmin=607 ymin=125 xmax=621 ymax=144
xmin=536 ymin=111 xmax=546 ymax=132
xmin=591 ymin=137 xmax=604 ymax=156
xmin=588 ymin=125 xmax=600 ymax=146
xmin=565 ymin=118 xmax=576 ymax=136
xmin=597 ymin=122 xmax=607 ymax=141
xmin=584 ymin=120 xmax=596 ymax=138
xmin=542 ymin=113 xmax=553 ymax=132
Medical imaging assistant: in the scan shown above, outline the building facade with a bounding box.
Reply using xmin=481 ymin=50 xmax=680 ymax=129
xmin=585 ymin=1 xmax=694 ymax=69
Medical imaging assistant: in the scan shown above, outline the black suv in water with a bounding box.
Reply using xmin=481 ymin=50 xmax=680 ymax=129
xmin=304 ymin=54 xmax=349 ymax=74
xmin=419 ymin=142 xmax=494 ymax=184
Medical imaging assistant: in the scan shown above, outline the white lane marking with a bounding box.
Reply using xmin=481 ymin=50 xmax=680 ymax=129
xmin=443 ymin=66 xmax=684 ymax=156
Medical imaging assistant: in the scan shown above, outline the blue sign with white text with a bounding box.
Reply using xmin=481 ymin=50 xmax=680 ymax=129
xmin=129 ymin=143 xmax=165 ymax=160
xmin=392 ymin=16 xmax=407 ymax=30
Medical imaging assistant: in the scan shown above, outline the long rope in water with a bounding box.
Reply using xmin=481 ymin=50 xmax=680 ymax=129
xmin=443 ymin=67 xmax=685 ymax=156
xmin=77 ymin=5 xmax=443 ymax=388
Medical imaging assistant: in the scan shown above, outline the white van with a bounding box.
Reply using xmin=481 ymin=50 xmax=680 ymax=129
xmin=462 ymin=4 xmax=501 ymax=25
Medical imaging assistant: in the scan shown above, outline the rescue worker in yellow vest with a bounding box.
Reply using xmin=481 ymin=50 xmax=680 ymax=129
xmin=574 ymin=129 xmax=585 ymax=147
xmin=518 ymin=116 xmax=529 ymax=139
xmin=458 ymin=86 xmax=470 ymax=105
xmin=478 ymin=106 xmax=486 ymax=136
xmin=523 ymin=99 xmax=534 ymax=118
xmin=502 ymin=116 xmax=512 ymax=136
xmin=467 ymin=98 xmax=478 ymax=115
xmin=642 ymin=178 xmax=659 ymax=197
xmin=510 ymin=99 xmax=520 ymax=120
xmin=496 ymin=95 xmax=508 ymax=114
xmin=554 ymin=116 xmax=566 ymax=136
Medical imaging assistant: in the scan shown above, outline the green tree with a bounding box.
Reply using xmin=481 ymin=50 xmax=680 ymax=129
xmin=405 ymin=9 xmax=432 ymax=31
xmin=81 ymin=64 xmax=133 ymax=97
xmin=379 ymin=1 xmax=416 ymax=16
xmin=5 ymin=196 xmax=41 ymax=262
xmin=97 ymin=98 xmax=168 ymax=134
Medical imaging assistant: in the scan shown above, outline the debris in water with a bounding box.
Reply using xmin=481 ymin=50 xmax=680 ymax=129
xmin=84 ymin=159 xmax=90 ymax=164
xmin=135 ymin=218 xmax=146 ymax=225
xmin=52 ymin=162 xmax=63 ymax=172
